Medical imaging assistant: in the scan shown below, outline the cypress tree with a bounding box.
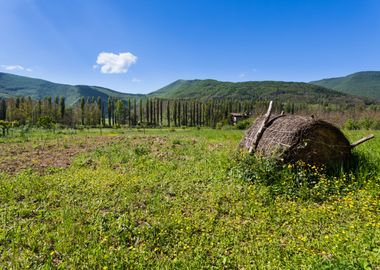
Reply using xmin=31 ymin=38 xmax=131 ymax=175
xmin=139 ymin=99 xmax=143 ymax=125
xmin=101 ymin=101 xmax=106 ymax=126
xmin=192 ymin=101 xmax=196 ymax=126
xmin=38 ymin=100 xmax=42 ymax=118
xmin=173 ymin=100 xmax=177 ymax=127
xmin=146 ymin=98 xmax=150 ymax=124
xmin=15 ymin=97 xmax=20 ymax=109
xmin=196 ymin=102 xmax=200 ymax=126
xmin=81 ymin=97 xmax=85 ymax=125
xmin=128 ymin=99 xmax=131 ymax=127
xmin=160 ymin=99 xmax=163 ymax=127
xmin=0 ymin=99 xmax=6 ymax=120
xmin=183 ymin=101 xmax=187 ymax=126
xmin=189 ymin=101 xmax=193 ymax=126
xmin=177 ymin=100 xmax=181 ymax=126
xmin=150 ymin=99 xmax=153 ymax=126
xmin=166 ymin=100 xmax=170 ymax=127
xmin=133 ymin=99 xmax=137 ymax=126
xmin=107 ymin=97 xmax=112 ymax=126
xmin=47 ymin=97 xmax=52 ymax=115
xmin=60 ymin=96 xmax=65 ymax=119
xmin=112 ymin=99 xmax=116 ymax=126
xmin=97 ymin=97 xmax=102 ymax=125
xmin=156 ymin=99 xmax=160 ymax=126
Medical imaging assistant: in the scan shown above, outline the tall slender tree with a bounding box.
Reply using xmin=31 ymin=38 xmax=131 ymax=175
xmin=160 ymin=99 xmax=163 ymax=127
xmin=133 ymin=99 xmax=137 ymax=126
xmin=166 ymin=100 xmax=170 ymax=127
xmin=173 ymin=100 xmax=177 ymax=127
xmin=60 ymin=96 xmax=65 ymax=119
xmin=80 ymin=97 xmax=85 ymax=125
xmin=96 ymin=97 xmax=102 ymax=125
xmin=139 ymin=99 xmax=143 ymax=125
xmin=107 ymin=97 xmax=112 ymax=126
xmin=0 ymin=99 xmax=6 ymax=120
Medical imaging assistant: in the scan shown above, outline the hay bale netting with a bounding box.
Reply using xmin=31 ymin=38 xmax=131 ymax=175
xmin=240 ymin=115 xmax=351 ymax=168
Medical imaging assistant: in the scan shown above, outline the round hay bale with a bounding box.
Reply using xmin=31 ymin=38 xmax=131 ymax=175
xmin=240 ymin=115 xmax=351 ymax=168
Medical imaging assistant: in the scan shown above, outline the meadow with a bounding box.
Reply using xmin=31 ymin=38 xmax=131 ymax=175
xmin=0 ymin=127 xmax=379 ymax=269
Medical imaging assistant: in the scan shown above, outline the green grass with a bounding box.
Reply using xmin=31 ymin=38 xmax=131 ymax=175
xmin=1 ymin=128 xmax=380 ymax=269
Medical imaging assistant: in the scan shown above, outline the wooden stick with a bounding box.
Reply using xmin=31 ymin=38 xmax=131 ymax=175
xmin=249 ymin=101 xmax=273 ymax=154
xmin=350 ymin=134 xmax=375 ymax=148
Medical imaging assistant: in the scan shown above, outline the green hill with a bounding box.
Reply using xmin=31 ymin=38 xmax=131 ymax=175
xmin=1 ymin=72 xmax=375 ymax=108
xmin=0 ymin=72 xmax=142 ymax=106
xmin=310 ymin=71 xmax=380 ymax=100
xmin=149 ymin=79 xmax=368 ymax=106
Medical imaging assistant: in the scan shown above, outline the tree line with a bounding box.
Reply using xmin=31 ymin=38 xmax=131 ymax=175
xmin=0 ymin=96 xmax=308 ymax=128
xmin=0 ymin=95 xmax=352 ymax=129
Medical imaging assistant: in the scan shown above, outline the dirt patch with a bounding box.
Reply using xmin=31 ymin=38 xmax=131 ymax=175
xmin=0 ymin=136 xmax=124 ymax=175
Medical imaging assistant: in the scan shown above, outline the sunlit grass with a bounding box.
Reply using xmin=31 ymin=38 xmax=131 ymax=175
xmin=0 ymin=128 xmax=379 ymax=268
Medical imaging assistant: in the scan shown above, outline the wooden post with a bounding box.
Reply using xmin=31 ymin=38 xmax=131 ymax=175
xmin=350 ymin=134 xmax=375 ymax=149
xmin=249 ymin=101 xmax=273 ymax=154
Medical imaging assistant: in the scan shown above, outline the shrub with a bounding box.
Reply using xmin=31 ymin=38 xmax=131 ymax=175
xmin=360 ymin=117 xmax=375 ymax=130
xmin=215 ymin=122 xmax=223 ymax=130
xmin=344 ymin=119 xmax=361 ymax=130
xmin=372 ymin=120 xmax=380 ymax=130
xmin=37 ymin=116 xmax=56 ymax=130
xmin=229 ymin=152 xmax=369 ymax=202
xmin=134 ymin=145 xmax=149 ymax=156
xmin=236 ymin=119 xmax=251 ymax=130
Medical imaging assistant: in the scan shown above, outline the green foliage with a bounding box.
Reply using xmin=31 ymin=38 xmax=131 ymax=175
xmin=37 ymin=116 xmax=56 ymax=129
xmin=360 ymin=117 xmax=375 ymax=130
xmin=148 ymin=79 xmax=367 ymax=106
xmin=344 ymin=118 xmax=380 ymax=130
xmin=344 ymin=119 xmax=362 ymax=130
xmin=0 ymin=120 xmax=17 ymax=136
xmin=235 ymin=119 xmax=251 ymax=130
xmin=311 ymin=71 xmax=380 ymax=100
xmin=0 ymin=72 xmax=142 ymax=106
xmin=229 ymin=152 xmax=377 ymax=202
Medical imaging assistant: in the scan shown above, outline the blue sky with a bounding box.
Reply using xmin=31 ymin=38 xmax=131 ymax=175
xmin=1 ymin=0 xmax=380 ymax=94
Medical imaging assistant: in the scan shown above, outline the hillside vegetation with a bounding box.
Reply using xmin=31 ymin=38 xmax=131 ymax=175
xmin=149 ymin=79 xmax=368 ymax=106
xmin=0 ymin=72 xmax=141 ymax=106
xmin=1 ymin=73 xmax=375 ymax=108
xmin=311 ymin=71 xmax=380 ymax=100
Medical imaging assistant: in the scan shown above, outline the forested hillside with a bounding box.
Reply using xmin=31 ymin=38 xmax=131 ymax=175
xmin=311 ymin=71 xmax=380 ymax=100
xmin=149 ymin=79 xmax=368 ymax=106
xmin=0 ymin=72 xmax=142 ymax=106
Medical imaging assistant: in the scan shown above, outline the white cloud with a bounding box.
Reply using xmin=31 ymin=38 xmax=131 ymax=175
xmin=1 ymin=64 xmax=32 ymax=72
xmin=96 ymin=52 xmax=137 ymax=74
xmin=132 ymin=78 xmax=141 ymax=83
xmin=239 ymin=73 xmax=246 ymax=78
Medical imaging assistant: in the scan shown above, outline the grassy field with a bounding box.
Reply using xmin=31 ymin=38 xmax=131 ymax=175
xmin=1 ymin=128 xmax=380 ymax=269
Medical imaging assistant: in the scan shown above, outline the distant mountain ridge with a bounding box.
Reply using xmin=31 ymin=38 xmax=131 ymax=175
xmin=148 ymin=79 xmax=368 ymax=106
xmin=310 ymin=71 xmax=380 ymax=100
xmin=0 ymin=72 xmax=377 ymax=107
xmin=0 ymin=72 xmax=142 ymax=106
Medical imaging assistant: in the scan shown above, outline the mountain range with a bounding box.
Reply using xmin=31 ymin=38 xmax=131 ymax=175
xmin=1 ymin=71 xmax=379 ymax=106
